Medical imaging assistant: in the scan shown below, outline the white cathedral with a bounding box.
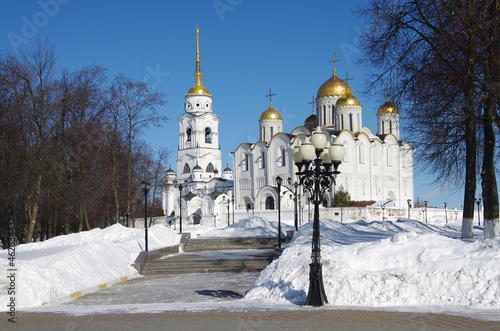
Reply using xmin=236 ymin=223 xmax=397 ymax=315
xmin=163 ymin=25 xmax=414 ymax=224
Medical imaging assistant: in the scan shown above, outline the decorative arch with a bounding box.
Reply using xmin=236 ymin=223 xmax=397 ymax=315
xmin=183 ymin=163 xmax=191 ymax=173
xmin=206 ymin=162 xmax=215 ymax=172
xmin=186 ymin=128 xmax=192 ymax=142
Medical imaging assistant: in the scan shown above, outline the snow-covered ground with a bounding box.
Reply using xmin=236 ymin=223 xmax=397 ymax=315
xmin=1 ymin=216 xmax=499 ymax=318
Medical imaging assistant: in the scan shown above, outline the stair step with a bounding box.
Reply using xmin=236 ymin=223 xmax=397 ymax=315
xmin=137 ymin=236 xmax=283 ymax=276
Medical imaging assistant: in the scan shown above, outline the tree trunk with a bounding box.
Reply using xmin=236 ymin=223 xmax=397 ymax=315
xmin=25 ymin=174 xmax=42 ymax=243
xmin=482 ymin=84 xmax=499 ymax=238
xmin=461 ymin=72 xmax=476 ymax=239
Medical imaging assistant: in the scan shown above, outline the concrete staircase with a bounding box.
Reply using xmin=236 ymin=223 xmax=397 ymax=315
xmin=136 ymin=235 xmax=282 ymax=276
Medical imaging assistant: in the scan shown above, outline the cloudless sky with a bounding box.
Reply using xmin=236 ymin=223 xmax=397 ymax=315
xmin=0 ymin=0 xmax=471 ymax=209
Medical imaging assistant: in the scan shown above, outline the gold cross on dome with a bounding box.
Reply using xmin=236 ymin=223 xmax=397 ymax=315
xmin=265 ymin=88 xmax=276 ymax=105
xmin=344 ymin=72 xmax=353 ymax=94
xmin=329 ymin=51 xmax=340 ymax=75
xmin=382 ymin=82 xmax=392 ymax=101
xmin=308 ymin=96 xmax=316 ymax=110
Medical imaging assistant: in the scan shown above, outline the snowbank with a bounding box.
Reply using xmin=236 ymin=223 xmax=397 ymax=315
xmin=0 ymin=224 xmax=181 ymax=309
xmin=245 ymin=219 xmax=500 ymax=308
xmin=199 ymin=216 xmax=295 ymax=238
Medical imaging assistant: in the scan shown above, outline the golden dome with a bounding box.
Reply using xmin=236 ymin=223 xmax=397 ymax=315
xmin=260 ymin=103 xmax=282 ymax=120
xmin=304 ymin=108 xmax=317 ymax=126
xmin=317 ymin=72 xmax=352 ymax=98
xmin=186 ymin=84 xmax=211 ymax=96
xmin=336 ymin=93 xmax=361 ymax=107
xmin=377 ymin=100 xmax=398 ymax=114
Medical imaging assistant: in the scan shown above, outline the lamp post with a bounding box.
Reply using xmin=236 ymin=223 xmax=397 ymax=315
xmin=140 ymin=181 xmax=151 ymax=251
xmin=381 ymin=204 xmax=385 ymax=221
xmin=292 ymin=127 xmax=344 ymax=307
xmin=251 ymin=201 xmax=254 ymax=215
xmin=340 ymin=203 xmax=343 ymax=222
xmin=407 ymin=199 xmax=411 ymax=220
xmin=443 ymin=202 xmax=448 ymax=223
xmin=475 ymin=197 xmax=482 ymax=226
xmin=424 ymin=201 xmax=428 ymax=223
xmin=177 ymin=182 xmax=183 ymax=234
xmin=276 ymin=176 xmax=282 ymax=249
xmin=223 ymin=196 xmax=230 ymax=227
xmin=232 ymin=196 xmax=235 ymax=225
xmin=124 ymin=212 xmax=129 ymax=227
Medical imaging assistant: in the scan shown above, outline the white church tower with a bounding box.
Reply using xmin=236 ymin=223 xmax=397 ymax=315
xmin=377 ymin=86 xmax=400 ymax=139
xmin=259 ymin=89 xmax=283 ymax=143
xmin=177 ymin=22 xmax=222 ymax=182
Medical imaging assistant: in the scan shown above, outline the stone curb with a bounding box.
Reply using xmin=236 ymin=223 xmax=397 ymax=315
xmin=40 ymin=272 xmax=139 ymax=306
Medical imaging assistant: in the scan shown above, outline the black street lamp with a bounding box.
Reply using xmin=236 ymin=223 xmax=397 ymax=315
xmin=140 ymin=181 xmax=151 ymax=251
xmin=407 ymin=199 xmax=411 ymax=220
xmin=443 ymin=202 xmax=448 ymax=223
xmin=381 ymin=204 xmax=385 ymax=221
xmin=340 ymin=203 xmax=343 ymax=222
xmin=276 ymin=176 xmax=283 ymax=249
xmin=232 ymin=196 xmax=235 ymax=225
xmin=424 ymin=201 xmax=428 ymax=223
xmin=292 ymin=127 xmax=344 ymax=307
xmin=177 ymin=182 xmax=183 ymax=234
xmin=124 ymin=212 xmax=129 ymax=227
xmin=475 ymin=197 xmax=482 ymax=226
xmin=223 ymin=196 xmax=230 ymax=227
xmin=287 ymin=177 xmax=299 ymax=231
xmin=251 ymin=201 xmax=255 ymax=215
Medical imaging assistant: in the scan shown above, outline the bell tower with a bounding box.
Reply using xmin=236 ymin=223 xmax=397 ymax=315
xmin=177 ymin=21 xmax=222 ymax=182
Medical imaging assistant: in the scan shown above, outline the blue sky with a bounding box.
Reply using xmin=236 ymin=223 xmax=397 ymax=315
xmin=0 ymin=0 xmax=469 ymax=209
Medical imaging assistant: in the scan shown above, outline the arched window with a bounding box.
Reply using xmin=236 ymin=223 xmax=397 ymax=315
xmin=349 ymin=114 xmax=353 ymax=131
xmin=261 ymin=151 xmax=266 ymax=169
xmin=183 ymin=163 xmax=191 ymax=173
xmin=186 ymin=128 xmax=192 ymax=142
xmin=265 ymin=196 xmax=275 ymax=210
xmin=281 ymin=148 xmax=286 ymax=166
xmin=389 ymin=121 xmax=392 ymax=134
xmin=205 ymin=127 xmax=212 ymax=143
xmin=244 ymin=153 xmax=249 ymax=171
xmin=206 ymin=163 xmax=214 ymax=172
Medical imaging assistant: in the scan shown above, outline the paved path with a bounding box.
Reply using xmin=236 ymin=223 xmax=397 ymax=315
xmin=4 ymin=308 xmax=500 ymax=330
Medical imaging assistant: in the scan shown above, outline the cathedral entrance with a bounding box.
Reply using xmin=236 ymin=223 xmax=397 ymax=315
xmin=265 ymin=197 xmax=275 ymax=210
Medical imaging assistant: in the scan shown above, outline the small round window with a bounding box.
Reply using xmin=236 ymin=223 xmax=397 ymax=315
xmin=196 ymin=103 xmax=200 ymax=107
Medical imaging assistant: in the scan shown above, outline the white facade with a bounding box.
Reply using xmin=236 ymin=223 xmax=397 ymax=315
xmin=233 ymin=69 xmax=414 ymax=211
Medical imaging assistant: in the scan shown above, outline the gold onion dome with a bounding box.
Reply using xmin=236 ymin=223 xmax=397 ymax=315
xmin=304 ymin=108 xmax=317 ymax=126
xmin=317 ymin=72 xmax=353 ymax=98
xmin=377 ymin=98 xmax=398 ymax=114
xmin=260 ymin=102 xmax=282 ymax=120
xmin=336 ymin=93 xmax=361 ymax=107
xmin=186 ymin=21 xmax=212 ymax=97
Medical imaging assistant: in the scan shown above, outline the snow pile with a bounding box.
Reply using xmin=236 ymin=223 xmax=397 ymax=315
xmin=245 ymin=219 xmax=500 ymax=308
xmin=0 ymin=224 xmax=181 ymax=309
xmin=199 ymin=216 xmax=295 ymax=238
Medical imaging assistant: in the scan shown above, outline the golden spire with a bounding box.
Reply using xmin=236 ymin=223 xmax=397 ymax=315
xmin=194 ymin=19 xmax=202 ymax=86
xmin=186 ymin=20 xmax=211 ymax=96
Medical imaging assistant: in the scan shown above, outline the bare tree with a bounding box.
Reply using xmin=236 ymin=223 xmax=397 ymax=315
xmin=358 ymin=0 xmax=499 ymax=238
xmin=108 ymin=74 xmax=167 ymax=225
